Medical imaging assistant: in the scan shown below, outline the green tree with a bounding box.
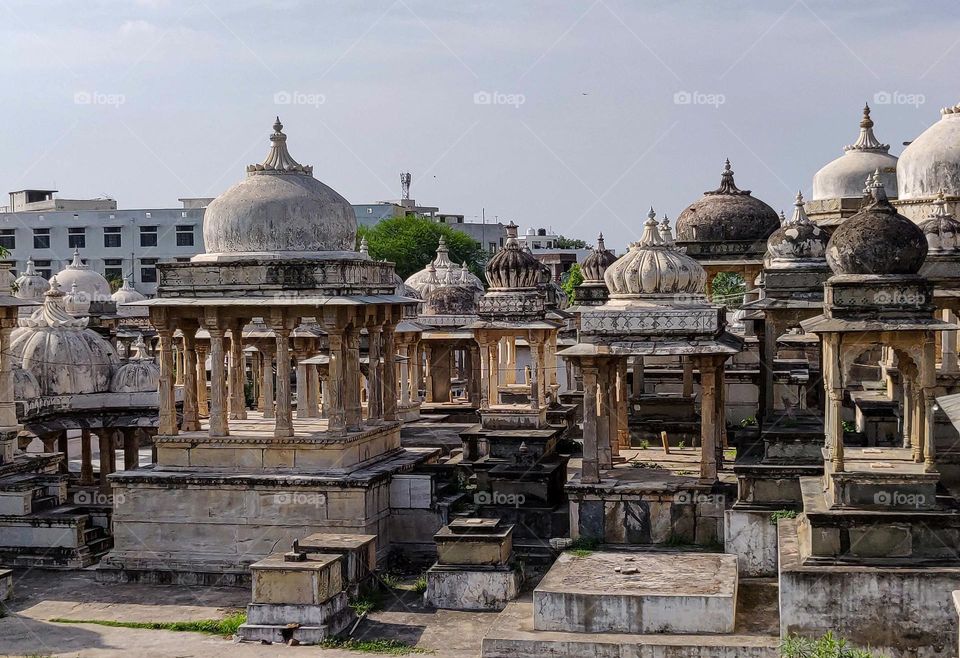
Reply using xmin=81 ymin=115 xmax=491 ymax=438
xmin=560 ymin=263 xmax=584 ymax=299
xmin=357 ymin=215 xmax=487 ymax=281
xmin=555 ymin=235 xmax=589 ymax=249
xmin=710 ymin=272 xmax=746 ymax=306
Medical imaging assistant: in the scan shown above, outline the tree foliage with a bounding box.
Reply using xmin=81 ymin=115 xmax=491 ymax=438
xmin=710 ymin=272 xmax=746 ymax=306
xmin=560 ymin=263 xmax=584 ymax=299
xmin=555 ymin=235 xmax=590 ymax=250
xmin=357 ymin=215 xmax=487 ymax=281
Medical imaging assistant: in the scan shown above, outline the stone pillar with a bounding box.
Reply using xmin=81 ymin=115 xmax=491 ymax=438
xmin=0 ymin=319 xmax=19 ymax=432
xmin=345 ymin=325 xmax=362 ymax=431
xmin=902 ymin=379 xmax=913 ymax=450
xmin=261 ymin=347 xmax=275 ymax=419
xmin=469 ymin=343 xmax=481 ymax=407
xmin=181 ymin=332 xmax=200 ymax=432
xmin=123 ymin=429 xmax=139 ymax=470
xmin=175 ymin=345 xmax=184 ymax=386
xmin=824 ymin=334 xmax=844 ymax=473
xmin=228 ymin=320 xmax=247 ymax=420
xmin=581 ymin=360 xmax=600 ymax=484
xmin=57 ymin=431 xmax=69 ymax=473
xmin=80 ymin=429 xmax=94 ymax=485
xmin=529 ymin=335 xmax=541 ymax=411
xmin=367 ymin=325 xmax=383 ymax=423
xmin=617 ymin=358 xmax=629 ymax=449
xmin=383 ymin=326 xmax=397 ymax=422
xmin=296 ymin=350 xmax=309 ymax=419
xmin=597 ymin=361 xmax=612 ymax=469
xmin=682 ymin=356 xmax=694 ymax=398
xmin=207 ymin=326 xmax=229 ymax=437
xmin=410 ymin=341 xmax=421 ymax=402
xmin=922 ymin=334 xmax=937 ymax=470
xmin=504 ymin=336 xmax=517 ymax=385
xmin=424 ymin=344 xmax=434 ymax=403
xmin=97 ymin=430 xmax=113 ymax=495
xmin=400 ymin=343 xmax=411 ymax=405
xmin=196 ymin=346 xmax=208 ymax=418
xmin=479 ymin=338 xmax=490 ymax=410
xmin=274 ymin=325 xmax=294 ymax=438
xmin=699 ymin=357 xmax=719 ymax=483
xmin=631 ymin=356 xmax=643 ymax=398
xmin=327 ymin=334 xmax=345 ymax=433
xmin=308 ymin=364 xmax=320 ymax=418
xmin=251 ymin=350 xmax=262 ymax=411
xmin=942 ymin=309 xmax=958 ymax=373
xmin=607 ymin=364 xmax=619 ymax=460
xmin=320 ymin=375 xmax=329 ymax=419
xmin=157 ymin=327 xmax=178 ymax=436
xmin=487 ymin=339 xmax=499 ymax=406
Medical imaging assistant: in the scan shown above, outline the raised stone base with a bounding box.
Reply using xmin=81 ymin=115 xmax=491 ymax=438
xmin=425 ymin=564 xmax=520 ymax=611
xmin=779 ymin=517 xmax=960 ymax=657
xmin=236 ymin=591 xmax=354 ymax=644
xmin=725 ymin=508 xmax=779 ymax=577
xmin=481 ymin=601 xmax=778 ymax=658
xmin=534 ymin=551 xmax=738 ymax=634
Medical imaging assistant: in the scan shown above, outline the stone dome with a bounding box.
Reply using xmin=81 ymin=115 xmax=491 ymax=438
xmin=405 ymin=236 xmax=484 ymax=296
xmin=604 ymin=209 xmax=707 ymax=299
xmin=826 ymin=174 xmax=928 ymax=276
xmin=64 ymin=281 xmax=91 ymax=317
xmin=10 ymin=277 xmax=119 ymax=396
xmin=485 ymin=223 xmax=542 ymax=289
xmin=111 ymin=276 xmax=149 ymax=318
xmin=54 ymin=249 xmax=111 ymax=304
xmin=199 ymin=118 xmax=357 ymax=260
xmin=765 ymin=192 xmax=829 ymax=266
xmin=12 ymin=365 xmax=40 ymax=401
xmin=581 ymin=233 xmax=617 ymax=282
xmin=423 ymin=285 xmax=479 ymax=316
xmin=898 ymin=101 xmax=960 ymax=201
xmin=676 ymin=160 xmax=779 ymax=243
xmin=14 ymin=259 xmax=49 ymax=301
xmin=919 ymin=191 xmax=960 ymax=253
xmin=813 ymin=104 xmax=898 ymax=201
xmin=110 ymin=337 xmax=160 ymax=393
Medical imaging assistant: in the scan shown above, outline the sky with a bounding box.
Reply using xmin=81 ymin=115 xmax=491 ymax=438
xmin=0 ymin=0 xmax=957 ymax=252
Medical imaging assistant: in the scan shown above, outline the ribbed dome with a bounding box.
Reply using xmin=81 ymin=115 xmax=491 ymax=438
xmin=13 ymin=365 xmax=40 ymax=401
xmin=582 ymin=233 xmax=617 ymax=282
xmin=484 ymin=223 xmax=542 ymax=289
xmin=14 ymin=259 xmax=49 ymax=301
xmin=676 ymin=160 xmax=779 ymax=243
xmin=604 ymin=209 xmax=707 ymax=299
xmin=200 ymin=118 xmax=356 ymax=260
xmin=813 ymin=104 xmax=898 ymax=201
xmin=10 ymin=278 xmax=118 ymax=395
xmin=827 ymin=175 xmax=928 ymax=276
xmin=111 ymin=337 xmax=160 ymax=393
xmin=766 ymin=192 xmax=829 ymax=266
xmin=405 ymin=236 xmax=484 ymax=296
xmin=919 ymin=191 xmax=960 ymax=253
xmin=898 ymin=101 xmax=960 ymax=201
xmin=423 ymin=285 xmax=479 ymax=316
xmin=111 ymin=276 xmax=149 ymax=318
xmin=54 ymin=249 xmax=111 ymax=303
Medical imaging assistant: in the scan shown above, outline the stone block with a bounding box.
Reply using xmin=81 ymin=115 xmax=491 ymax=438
xmin=0 ymin=490 xmax=31 ymax=515
xmin=435 ymin=519 xmax=513 ymax=567
xmin=250 ymin=552 xmax=343 ymax=605
xmin=848 ymin=524 xmax=912 ymax=559
xmin=725 ymin=509 xmax=778 ymax=577
xmin=263 ymin=448 xmax=295 ymax=468
xmin=425 ymin=565 xmax=520 ymax=611
xmin=297 ymin=533 xmax=376 ymax=587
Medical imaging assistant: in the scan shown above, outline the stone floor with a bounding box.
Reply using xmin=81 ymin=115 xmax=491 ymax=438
xmin=0 ymin=568 xmax=500 ymax=657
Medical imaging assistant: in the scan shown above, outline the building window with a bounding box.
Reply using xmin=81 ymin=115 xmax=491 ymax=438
xmin=175 ymin=225 xmax=194 ymax=247
xmin=489 ymin=242 xmax=497 ymax=253
xmin=175 ymin=257 xmax=191 ymax=263
xmin=33 ymin=228 xmax=50 ymax=249
xmin=33 ymin=260 xmax=51 ymax=278
xmin=140 ymin=226 xmax=158 ymax=247
xmin=104 ymin=226 xmax=122 ymax=248
xmin=367 ymin=208 xmax=373 ymax=214
xmin=104 ymin=258 xmax=124 ymax=282
xmin=68 ymin=227 xmax=86 ymax=249
xmin=0 ymin=229 xmax=15 ymax=251
xmin=140 ymin=258 xmax=158 ymax=283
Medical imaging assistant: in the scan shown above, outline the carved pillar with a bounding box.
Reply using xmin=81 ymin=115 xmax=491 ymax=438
xmin=57 ymin=432 xmax=69 ymax=474
xmin=157 ymin=326 xmax=178 ymax=436
xmin=228 ymin=319 xmax=247 ymax=420
xmin=631 ymin=356 xmax=643 ymax=398
xmin=261 ymin=346 xmax=275 ymax=419
xmin=327 ymin=334 xmax=345 ymax=432
xmin=504 ymin=336 xmax=517 ymax=385
xmin=174 ymin=344 xmax=184 ymax=386
xmin=367 ymin=324 xmax=383 ymax=423
xmin=399 ymin=343 xmax=411 ymax=405
xmin=181 ymin=330 xmax=200 ymax=432
xmin=344 ymin=324 xmax=362 ymax=431
xmin=320 ymin=375 xmax=329 ymax=419
xmin=942 ymin=309 xmax=958 ymax=373
xmin=80 ymin=428 xmax=94 ymax=485
xmin=922 ymin=334 xmax=937 ymax=471
xmin=123 ymin=429 xmax=139 ymax=470
xmin=597 ymin=360 xmax=612 ymax=469
xmin=196 ymin=345 xmax=208 ymax=418
xmin=617 ymin=358 xmax=629 ymax=449
xmin=699 ymin=357 xmax=719 ymax=483
xmin=581 ymin=360 xmax=600 ymax=484
xmin=0 ymin=319 xmax=18 ymax=432
xmin=383 ymin=325 xmax=397 ymax=422
xmin=410 ymin=341 xmax=421 ymax=402
xmin=273 ymin=323 xmax=294 ymax=438
xmin=529 ymin=334 xmax=541 ymax=411
xmin=296 ymin=348 xmax=309 ymax=419
xmin=251 ymin=349 xmax=262 ymax=411
xmin=423 ymin=344 xmax=434 ymax=403
xmin=607 ymin=363 xmax=619 ymax=460
xmin=682 ymin=356 xmax=694 ymax=398
xmin=479 ymin=338 xmax=490 ymax=410
xmin=824 ymin=333 xmax=844 ymax=473
xmin=469 ymin=342 xmax=481 ymax=407
xmin=487 ymin=338 xmax=499 ymax=406
xmin=902 ymin=379 xmax=913 ymax=450
xmin=308 ymin=363 xmax=320 ymax=418
xmin=97 ymin=430 xmax=113 ymax=495
xmin=207 ymin=325 xmax=229 ymax=437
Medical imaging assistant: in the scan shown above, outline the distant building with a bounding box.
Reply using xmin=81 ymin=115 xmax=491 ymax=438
xmin=516 ymin=226 xmax=592 ymax=281
xmin=0 ymin=190 xmax=210 ymax=296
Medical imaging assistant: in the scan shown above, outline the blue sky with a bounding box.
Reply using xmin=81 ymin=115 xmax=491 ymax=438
xmin=1 ymin=0 xmax=956 ymax=250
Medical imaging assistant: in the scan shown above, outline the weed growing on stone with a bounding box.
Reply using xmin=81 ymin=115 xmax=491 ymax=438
xmin=50 ymin=611 xmax=247 ymax=637
xmin=770 ymin=509 xmax=798 ymax=525
xmin=780 ymin=631 xmax=885 ymax=657
xmin=319 ymin=638 xmax=429 ymax=654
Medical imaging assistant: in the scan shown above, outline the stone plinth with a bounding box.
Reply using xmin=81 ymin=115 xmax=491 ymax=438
xmin=297 ymin=532 xmax=376 ymax=592
xmin=533 ymin=551 xmax=738 ymax=634
xmin=251 ymin=552 xmax=343 ymax=605
xmin=479 ymin=406 xmax=547 ymax=431
xmin=435 ymin=518 xmax=513 ymax=566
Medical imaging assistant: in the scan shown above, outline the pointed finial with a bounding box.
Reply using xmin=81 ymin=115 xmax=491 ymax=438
xmin=47 ymin=275 xmax=62 ymax=294
xmin=25 ymin=258 xmax=36 ymax=275
xmin=659 ymin=214 xmax=675 ymax=246
xmin=846 ymin=103 xmax=888 ymax=152
xmin=69 ymin=248 xmax=84 ymax=268
xmin=273 ymin=116 xmax=283 ymax=134
xmin=706 ymin=158 xmax=749 ymax=195
xmin=359 ymin=236 xmax=369 ymax=256
xmin=596 ymin=232 xmax=606 ymax=251
xmin=249 ymin=117 xmax=311 ymax=176
xmin=647 ymin=207 xmax=657 ymax=222
xmin=639 ymin=207 xmax=664 ymax=245
xmin=779 ymin=210 xmax=787 ymax=224
xmin=788 ymin=190 xmax=811 ymax=225
xmin=870 ymin=169 xmax=888 ymax=203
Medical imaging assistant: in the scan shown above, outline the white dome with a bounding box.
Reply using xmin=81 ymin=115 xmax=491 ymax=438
xmin=199 ymin=118 xmax=357 ymax=260
xmin=405 ymin=236 xmax=484 ymax=297
xmin=604 ymin=209 xmax=707 ymax=299
xmin=813 ymin=104 xmax=897 ymax=201
xmin=10 ymin=277 xmax=118 ymax=396
xmin=111 ymin=276 xmax=149 ymax=318
xmin=64 ymin=282 xmax=91 ymax=317
xmin=898 ymin=102 xmax=960 ymax=201
xmin=111 ymin=337 xmax=160 ymax=393
xmin=14 ymin=259 xmax=49 ymax=301
xmin=54 ymin=249 xmax=112 ymax=304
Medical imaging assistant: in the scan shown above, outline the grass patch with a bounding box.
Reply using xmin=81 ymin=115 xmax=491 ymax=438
xmin=319 ymin=638 xmax=429 ymax=654
xmin=377 ymin=571 xmax=403 ymax=590
xmin=412 ymin=575 xmax=427 ymax=594
xmin=723 ymin=448 xmax=736 ymax=461
xmin=637 ymin=439 xmax=649 ymax=450
xmin=628 ymin=460 xmax=663 ymax=469
xmin=770 ymin=509 xmax=798 ymax=526
xmin=50 ymin=611 xmax=246 ymax=636
xmin=566 ymin=536 xmax=600 ymax=557
xmin=780 ymin=631 xmax=886 ymax=657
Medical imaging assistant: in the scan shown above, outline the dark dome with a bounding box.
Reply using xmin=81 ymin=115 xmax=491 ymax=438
xmin=826 ymin=179 xmax=927 ymax=276
xmin=423 ymin=285 xmax=478 ymax=316
xmin=582 ymin=233 xmax=617 ymax=282
xmin=485 ymin=223 xmax=542 ymax=289
xmin=765 ymin=192 xmax=829 ymax=264
xmin=676 ymin=159 xmax=779 ymax=243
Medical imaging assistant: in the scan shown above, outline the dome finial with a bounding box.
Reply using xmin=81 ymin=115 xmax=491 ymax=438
xmin=706 ymin=158 xmax=750 ymax=196
xmin=596 ymin=232 xmax=605 ymax=251
xmin=845 ymin=103 xmax=889 ymax=152
xmin=248 ymin=117 xmax=313 ymax=176
xmin=359 ymin=236 xmax=369 ymax=257
xmin=933 ymin=189 xmax=950 ymax=217
xmin=69 ymin=248 xmax=85 ymax=269
xmin=639 ymin=207 xmax=664 ymax=246
xmin=786 ymin=190 xmax=812 ymax=226
xmin=659 ymin=213 xmax=675 ymax=246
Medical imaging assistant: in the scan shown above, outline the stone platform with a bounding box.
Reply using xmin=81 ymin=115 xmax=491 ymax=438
xmin=533 ymin=551 xmax=738 ymax=634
